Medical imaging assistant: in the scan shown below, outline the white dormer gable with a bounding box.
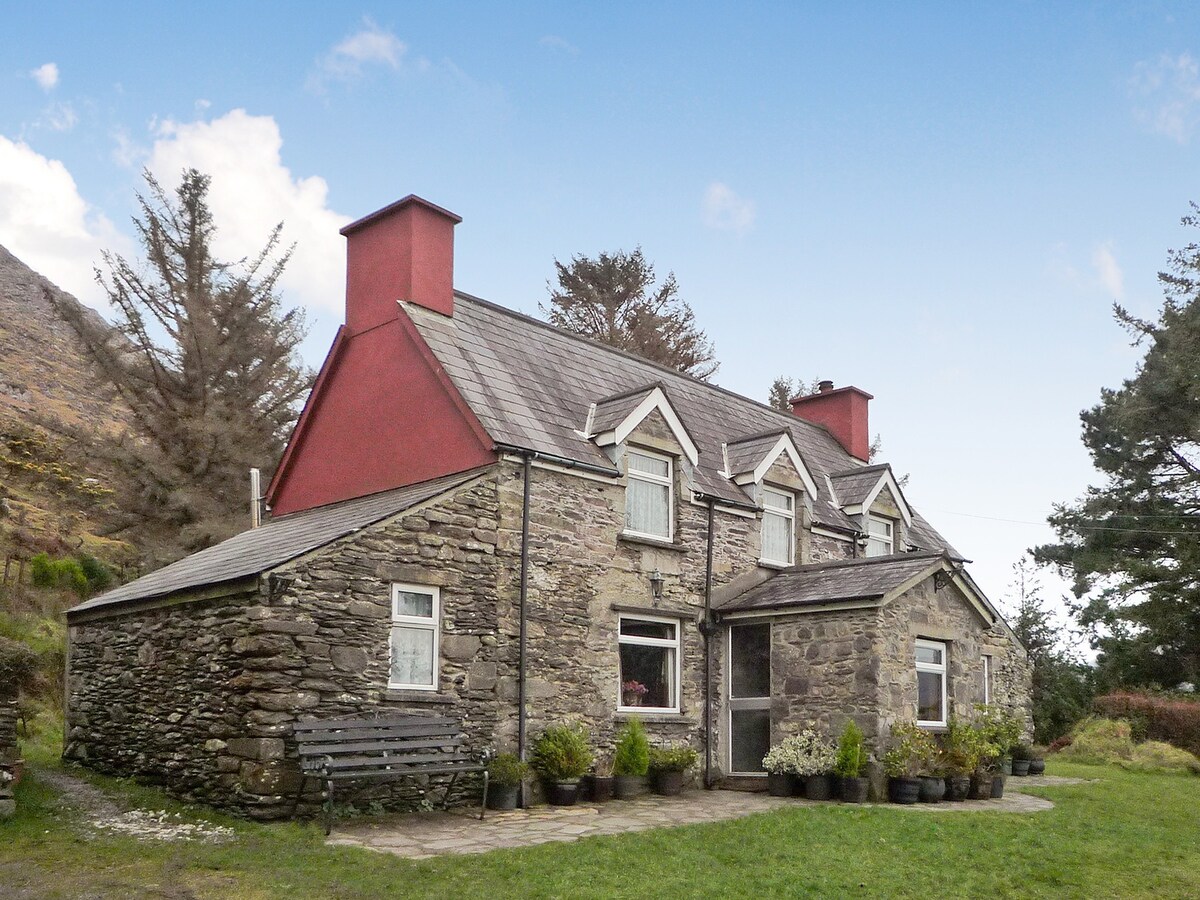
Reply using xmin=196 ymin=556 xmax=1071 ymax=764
xmin=722 ymin=430 xmax=819 ymax=500
xmin=582 ymin=384 xmax=699 ymax=466
xmin=834 ymin=464 xmax=913 ymax=527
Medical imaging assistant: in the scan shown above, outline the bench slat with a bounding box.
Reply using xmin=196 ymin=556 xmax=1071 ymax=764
xmin=301 ymin=737 xmax=463 ymax=756
xmin=294 ymin=714 xmax=457 ymax=732
xmin=313 ymin=751 xmax=477 ymax=771
xmin=324 ymin=763 xmax=484 ymax=780
xmin=295 ymin=723 xmax=461 ymax=743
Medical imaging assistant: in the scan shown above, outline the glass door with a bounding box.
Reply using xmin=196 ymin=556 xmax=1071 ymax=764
xmin=728 ymin=622 xmax=771 ymax=774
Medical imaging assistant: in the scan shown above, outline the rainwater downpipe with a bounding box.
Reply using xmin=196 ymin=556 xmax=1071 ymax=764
xmin=518 ymin=451 xmax=532 ymax=807
xmin=703 ymin=496 xmax=716 ymax=789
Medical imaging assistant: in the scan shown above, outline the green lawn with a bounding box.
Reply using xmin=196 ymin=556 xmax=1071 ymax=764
xmin=3 ymin=744 xmax=1199 ymax=899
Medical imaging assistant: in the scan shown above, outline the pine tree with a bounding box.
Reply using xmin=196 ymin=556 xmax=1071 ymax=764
xmin=46 ymin=169 xmax=313 ymax=561
xmin=541 ymin=248 xmax=718 ymax=380
xmin=1034 ymin=204 xmax=1200 ymax=688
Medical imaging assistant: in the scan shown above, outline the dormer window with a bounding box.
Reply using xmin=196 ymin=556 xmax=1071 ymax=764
xmin=865 ymin=515 xmax=893 ymax=557
xmin=760 ymin=487 xmax=795 ymax=566
xmin=625 ymin=449 xmax=673 ymax=540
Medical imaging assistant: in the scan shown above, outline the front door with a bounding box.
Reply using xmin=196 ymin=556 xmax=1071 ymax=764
xmin=728 ymin=622 xmax=771 ymax=774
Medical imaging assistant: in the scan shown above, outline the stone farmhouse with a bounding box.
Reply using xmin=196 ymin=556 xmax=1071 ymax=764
xmin=65 ymin=196 xmax=1031 ymax=816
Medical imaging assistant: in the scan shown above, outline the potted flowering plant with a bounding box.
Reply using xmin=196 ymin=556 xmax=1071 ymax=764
xmin=762 ymin=740 xmax=799 ymax=796
xmin=589 ymin=756 xmax=615 ymax=802
xmin=622 ymin=680 xmax=649 ymax=707
xmin=790 ymin=727 xmax=838 ymax=800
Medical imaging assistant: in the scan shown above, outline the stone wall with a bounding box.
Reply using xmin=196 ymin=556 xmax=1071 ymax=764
xmin=0 ymin=699 xmax=18 ymax=765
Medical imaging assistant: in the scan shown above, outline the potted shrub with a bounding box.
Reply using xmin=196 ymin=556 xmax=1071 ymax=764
xmin=883 ymin=723 xmax=927 ymax=804
xmin=1010 ymin=741 xmax=1033 ymax=776
xmin=1028 ymin=746 xmax=1047 ymax=776
xmin=942 ymin=718 xmax=981 ymax=801
xmin=791 ymin=728 xmax=838 ymax=800
xmin=914 ymin=733 xmax=945 ymax=803
xmin=590 ymin=756 xmax=615 ymax=802
xmin=648 ymin=744 xmax=698 ymax=796
xmin=976 ymin=705 xmax=1020 ymax=799
xmin=762 ymin=740 xmax=799 ymax=796
xmin=612 ymin=719 xmax=651 ymax=799
xmin=486 ymin=752 xmax=529 ymax=810
xmin=530 ymin=724 xmax=593 ymax=806
xmin=834 ymin=721 xmax=870 ymax=803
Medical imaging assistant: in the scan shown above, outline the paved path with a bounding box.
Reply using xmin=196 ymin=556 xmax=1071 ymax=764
xmin=327 ymin=775 xmax=1085 ymax=859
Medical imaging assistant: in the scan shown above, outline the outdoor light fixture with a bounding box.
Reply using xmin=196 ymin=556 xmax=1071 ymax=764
xmin=649 ymin=568 xmax=664 ymax=600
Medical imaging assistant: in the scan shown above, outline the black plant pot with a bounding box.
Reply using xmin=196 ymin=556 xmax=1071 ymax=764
xmin=990 ymin=774 xmax=1006 ymax=799
xmin=1011 ymin=759 xmax=1031 ymax=777
xmin=840 ymin=776 xmax=870 ymax=804
xmin=1002 ymin=757 xmax=1013 ymax=776
xmin=945 ymin=775 xmax=971 ymax=801
xmin=546 ymin=780 xmax=579 ymax=806
xmin=806 ymin=774 xmax=834 ymax=801
xmin=613 ymin=775 xmax=648 ymax=800
xmin=969 ymin=774 xmax=993 ymax=800
xmin=766 ymin=772 xmax=793 ymax=797
xmin=1028 ymin=758 xmax=1046 ymax=776
xmin=591 ymin=775 xmax=614 ymax=803
xmin=919 ymin=776 xmax=945 ymax=803
xmin=654 ymin=770 xmax=685 ymax=796
xmin=888 ymin=777 xmax=921 ymax=804
xmin=486 ymin=783 xmax=520 ymax=810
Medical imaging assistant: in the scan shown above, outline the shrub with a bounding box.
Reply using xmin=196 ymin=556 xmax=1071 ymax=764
xmin=530 ymin=725 xmax=593 ymax=782
xmin=1060 ymin=717 xmax=1135 ymax=762
xmin=0 ymin=637 xmax=37 ymax=697
xmin=77 ymin=554 xmax=113 ymax=593
xmin=1010 ymin=742 xmax=1034 ymax=761
xmin=884 ymin=722 xmax=939 ymax=777
xmin=648 ymin=744 xmax=698 ymax=773
xmin=1047 ymin=734 xmax=1073 ymax=753
xmin=487 ymin=752 xmax=529 ymax=787
xmin=941 ymin=718 xmax=996 ymax=776
xmin=1127 ymin=741 xmax=1200 ymax=775
xmin=612 ymin=719 xmax=650 ymax=776
xmin=975 ymin=704 xmax=1023 ymax=763
xmin=834 ymin=721 xmax=869 ymax=778
xmin=28 ymin=553 xmax=55 ymax=589
xmin=1094 ymin=691 xmax=1200 ymax=757
xmin=27 ymin=553 xmax=90 ymax=596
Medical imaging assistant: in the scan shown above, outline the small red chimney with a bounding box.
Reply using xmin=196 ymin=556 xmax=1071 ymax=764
xmin=340 ymin=195 xmax=462 ymax=333
xmin=790 ymin=382 xmax=874 ymax=462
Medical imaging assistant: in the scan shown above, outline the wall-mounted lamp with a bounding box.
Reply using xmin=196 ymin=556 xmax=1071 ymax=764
xmin=649 ymin=568 xmax=664 ymax=601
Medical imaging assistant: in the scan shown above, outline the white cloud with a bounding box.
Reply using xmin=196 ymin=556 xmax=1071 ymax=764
xmin=309 ymin=19 xmax=406 ymax=91
xmin=146 ymin=109 xmax=351 ymax=314
xmin=0 ymin=135 xmax=126 ymax=308
xmin=30 ymin=62 xmax=58 ymax=92
xmin=1131 ymin=52 xmax=1200 ymax=143
xmin=539 ymin=35 xmax=579 ymax=55
xmin=39 ymin=102 xmax=77 ymax=132
xmin=701 ymin=182 xmax=755 ymax=233
xmin=110 ymin=126 xmax=146 ymax=169
xmin=1092 ymin=241 xmax=1125 ymax=300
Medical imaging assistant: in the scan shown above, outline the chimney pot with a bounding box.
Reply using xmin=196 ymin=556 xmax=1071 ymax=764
xmin=817 ymin=379 xmax=834 ymax=393
xmin=340 ymin=195 xmax=461 ymax=332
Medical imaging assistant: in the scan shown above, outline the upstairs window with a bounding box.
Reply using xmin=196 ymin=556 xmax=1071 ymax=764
xmin=389 ymin=583 xmax=440 ymax=691
xmin=865 ymin=515 xmax=894 ymax=557
xmin=625 ymin=449 xmax=673 ymax=540
xmin=916 ymin=639 xmax=947 ymax=726
xmin=760 ymin=486 xmax=795 ymax=566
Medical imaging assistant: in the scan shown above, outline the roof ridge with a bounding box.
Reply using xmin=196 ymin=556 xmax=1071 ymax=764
xmin=450 ymin=290 xmax=844 ymax=447
xmin=783 ymin=549 xmax=947 ymax=575
xmin=830 ymin=463 xmax=890 ymax=477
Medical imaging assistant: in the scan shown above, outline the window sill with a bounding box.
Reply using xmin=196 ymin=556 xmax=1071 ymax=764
xmin=386 ymin=689 xmax=454 ymax=704
xmin=615 ymin=711 xmax=697 ymax=725
xmin=917 ymin=723 xmax=948 ymax=733
xmin=758 ymin=559 xmax=792 ymax=571
xmin=618 ymin=532 xmax=684 ymax=552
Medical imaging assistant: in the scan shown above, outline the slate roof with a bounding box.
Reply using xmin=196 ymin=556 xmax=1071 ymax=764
xmin=724 ymin=430 xmax=790 ymax=478
xmin=590 ymin=384 xmax=660 ymax=434
xmin=829 ymin=464 xmax=891 ymax=508
xmin=69 ymin=469 xmax=483 ymax=616
xmin=413 ymin=293 xmax=962 ymax=556
xmin=718 ymin=551 xmax=950 ymax=612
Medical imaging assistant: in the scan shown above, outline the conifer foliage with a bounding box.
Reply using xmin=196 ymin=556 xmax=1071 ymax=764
xmin=47 ymin=169 xmax=313 ymax=560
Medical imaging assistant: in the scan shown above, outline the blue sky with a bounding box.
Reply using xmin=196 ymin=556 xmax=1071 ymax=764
xmin=3 ymin=3 xmax=1199 ymax=613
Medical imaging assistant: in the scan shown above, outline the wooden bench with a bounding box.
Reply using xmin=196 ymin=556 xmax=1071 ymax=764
xmin=294 ymin=713 xmax=489 ymax=834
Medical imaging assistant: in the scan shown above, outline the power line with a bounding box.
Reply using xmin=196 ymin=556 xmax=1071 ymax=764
xmin=923 ymin=508 xmax=1198 ymax=537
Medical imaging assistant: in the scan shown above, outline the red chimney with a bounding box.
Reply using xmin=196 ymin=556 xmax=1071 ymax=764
xmin=790 ymin=382 xmax=874 ymax=462
xmin=340 ymin=195 xmax=462 ymax=333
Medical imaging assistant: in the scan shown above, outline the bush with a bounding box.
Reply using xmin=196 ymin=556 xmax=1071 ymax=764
xmin=26 ymin=553 xmax=90 ymax=597
xmin=1061 ymin=718 xmax=1135 ymax=761
xmin=884 ymin=722 xmax=939 ymax=777
xmin=28 ymin=553 xmax=56 ymax=589
xmin=834 ymin=721 xmax=869 ymax=778
xmin=648 ymin=744 xmax=698 ymax=774
xmin=1094 ymin=691 xmax=1200 ymax=757
xmin=530 ymin=725 xmax=593 ymax=782
xmin=0 ymin=637 xmax=37 ymax=696
xmin=487 ymin=752 xmax=529 ymax=787
xmin=1127 ymin=741 xmax=1200 ymax=775
xmin=77 ymin=554 xmax=113 ymax=593
xmin=612 ymin=719 xmax=650 ymax=776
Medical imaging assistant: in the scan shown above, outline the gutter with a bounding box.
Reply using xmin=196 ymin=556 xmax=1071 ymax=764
xmin=494 ymin=443 xmax=619 ymax=478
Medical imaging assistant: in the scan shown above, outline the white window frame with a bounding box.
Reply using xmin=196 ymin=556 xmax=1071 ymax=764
xmin=623 ymin=448 xmax=674 ymax=541
xmin=983 ymin=654 xmax=992 ymax=705
xmin=915 ymin=638 xmax=948 ymax=727
xmin=617 ymin=613 xmax=681 ymax=714
xmin=759 ymin=486 xmax=795 ymax=566
xmin=865 ymin=515 xmax=894 ymax=557
xmin=727 ymin=621 xmax=772 ymax=776
xmin=389 ymin=582 xmax=440 ymax=691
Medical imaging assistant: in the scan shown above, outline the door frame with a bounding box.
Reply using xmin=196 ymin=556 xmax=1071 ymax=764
xmin=726 ymin=620 xmax=772 ymax=776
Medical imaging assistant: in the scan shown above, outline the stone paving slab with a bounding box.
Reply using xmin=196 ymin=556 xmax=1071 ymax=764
xmin=327 ymin=777 xmax=1087 ymax=859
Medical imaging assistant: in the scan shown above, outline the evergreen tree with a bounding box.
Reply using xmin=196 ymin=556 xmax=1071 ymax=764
xmin=541 ymin=248 xmax=718 ymax=380
xmin=1034 ymin=205 xmax=1200 ymax=688
xmin=46 ymin=169 xmax=312 ymax=560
